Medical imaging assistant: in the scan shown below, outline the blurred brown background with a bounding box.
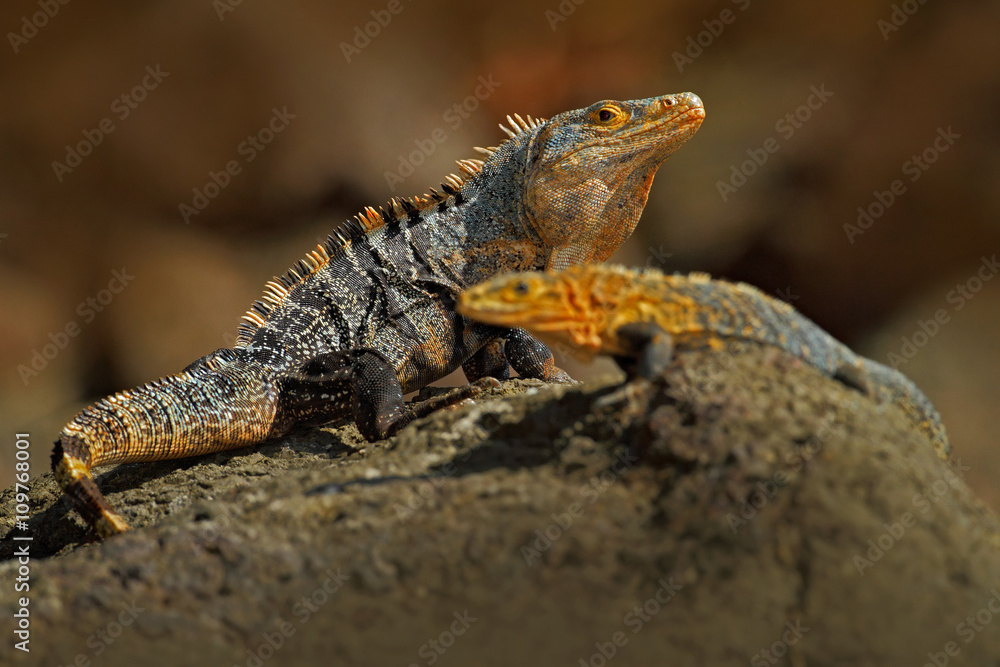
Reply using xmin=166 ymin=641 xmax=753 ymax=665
xmin=1 ymin=1 xmax=997 ymax=506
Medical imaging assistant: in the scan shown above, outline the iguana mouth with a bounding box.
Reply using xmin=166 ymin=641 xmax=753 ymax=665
xmin=553 ymin=96 xmax=705 ymax=159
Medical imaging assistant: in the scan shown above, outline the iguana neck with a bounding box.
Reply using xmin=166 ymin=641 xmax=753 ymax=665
xmin=417 ymin=132 xmax=547 ymax=287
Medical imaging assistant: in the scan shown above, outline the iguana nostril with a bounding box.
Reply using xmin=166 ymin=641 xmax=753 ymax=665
xmin=681 ymin=92 xmax=704 ymax=110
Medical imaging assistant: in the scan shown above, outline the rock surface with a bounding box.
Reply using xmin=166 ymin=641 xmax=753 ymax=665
xmin=2 ymin=345 xmax=998 ymax=666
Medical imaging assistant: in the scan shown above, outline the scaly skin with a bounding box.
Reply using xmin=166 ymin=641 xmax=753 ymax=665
xmin=458 ymin=265 xmax=950 ymax=459
xmin=52 ymin=94 xmax=705 ymax=537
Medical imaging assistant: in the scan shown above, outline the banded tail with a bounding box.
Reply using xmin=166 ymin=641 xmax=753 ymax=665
xmin=51 ymin=350 xmax=279 ymax=537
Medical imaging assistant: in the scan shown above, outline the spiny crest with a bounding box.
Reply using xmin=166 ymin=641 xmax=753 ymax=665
xmin=497 ymin=113 xmax=545 ymax=139
xmin=478 ymin=111 xmax=546 ymax=152
xmin=233 ymin=112 xmax=547 ymax=348
xmin=235 ymin=216 xmax=369 ymax=346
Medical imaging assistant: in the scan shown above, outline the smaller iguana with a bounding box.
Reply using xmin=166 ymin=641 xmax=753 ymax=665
xmin=457 ymin=265 xmax=950 ymax=459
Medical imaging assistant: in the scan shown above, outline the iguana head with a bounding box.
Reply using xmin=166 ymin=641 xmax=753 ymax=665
xmin=521 ymin=93 xmax=704 ymax=270
xmin=458 ymin=266 xmax=635 ymax=359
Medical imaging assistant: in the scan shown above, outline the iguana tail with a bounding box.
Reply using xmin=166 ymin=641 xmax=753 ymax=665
xmin=860 ymin=358 xmax=950 ymax=460
xmin=51 ymin=350 xmax=279 ymax=537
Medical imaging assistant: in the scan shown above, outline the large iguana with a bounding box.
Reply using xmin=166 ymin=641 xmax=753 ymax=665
xmin=52 ymin=93 xmax=706 ymax=537
xmin=457 ymin=264 xmax=950 ymax=458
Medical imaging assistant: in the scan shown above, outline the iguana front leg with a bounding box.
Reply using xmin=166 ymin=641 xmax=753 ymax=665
xmin=279 ymin=350 xmax=498 ymax=442
xmin=596 ymin=322 xmax=676 ymax=417
xmin=611 ymin=321 xmax=676 ymax=381
xmin=461 ymin=328 xmax=574 ymax=384
xmin=461 ymin=338 xmax=510 ymax=382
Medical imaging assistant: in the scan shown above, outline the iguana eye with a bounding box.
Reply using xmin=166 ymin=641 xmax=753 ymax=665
xmin=513 ymin=281 xmax=530 ymax=296
xmin=591 ymin=104 xmax=626 ymax=127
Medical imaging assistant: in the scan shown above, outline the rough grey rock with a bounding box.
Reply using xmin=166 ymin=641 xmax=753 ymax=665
xmin=2 ymin=344 xmax=998 ymax=666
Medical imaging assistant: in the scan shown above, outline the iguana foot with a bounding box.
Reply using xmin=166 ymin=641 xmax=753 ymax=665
xmin=543 ymin=365 xmax=577 ymax=384
xmin=53 ymin=438 xmax=133 ymax=537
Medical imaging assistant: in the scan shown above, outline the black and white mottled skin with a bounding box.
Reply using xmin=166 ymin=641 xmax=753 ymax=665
xmin=51 ymin=93 xmax=705 ymax=537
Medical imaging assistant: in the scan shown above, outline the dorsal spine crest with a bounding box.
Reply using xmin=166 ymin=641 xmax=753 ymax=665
xmin=233 ymin=116 xmax=541 ymax=348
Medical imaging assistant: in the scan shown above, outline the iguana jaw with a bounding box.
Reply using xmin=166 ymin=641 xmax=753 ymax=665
xmin=521 ymin=92 xmax=705 ymax=270
xmin=539 ymin=95 xmax=705 ymax=165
